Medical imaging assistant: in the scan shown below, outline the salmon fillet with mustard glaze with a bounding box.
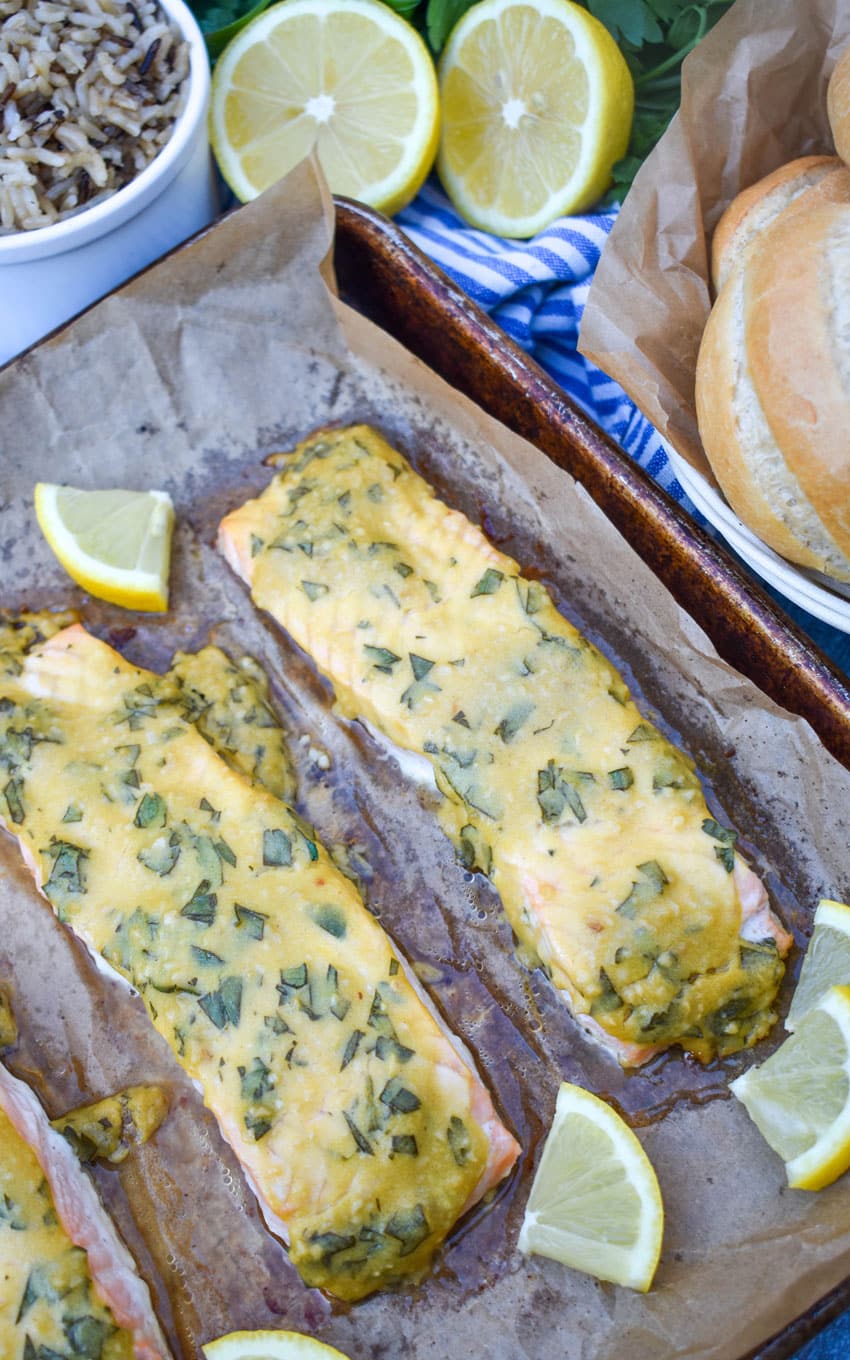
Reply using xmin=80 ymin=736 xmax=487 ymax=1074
xmin=0 ymin=619 xmax=518 ymax=1301
xmin=0 ymin=1061 xmax=170 ymax=1360
xmin=218 ymin=425 xmax=792 ymax=1066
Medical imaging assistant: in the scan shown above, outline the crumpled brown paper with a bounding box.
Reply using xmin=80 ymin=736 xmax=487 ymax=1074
xmin=2 ymin=154 xmax=850 ymax=1360
xmin=579 ymin=0 xmax=850 ymax=477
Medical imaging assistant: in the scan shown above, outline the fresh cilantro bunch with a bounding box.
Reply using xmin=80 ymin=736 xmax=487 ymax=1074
xmin=190 ymin=0 xmax=734 ymax=197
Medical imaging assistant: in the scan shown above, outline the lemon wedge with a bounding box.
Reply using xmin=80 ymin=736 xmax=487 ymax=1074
xmin=209 ymin=0 xmax=440 ymax=212
xmin=731 ymin=985 xmax=850 ymax=1191
xmin=786 ymin=899 xmax=850 ymax=1031
xmin=34 ymin=484 xmax=174 ymax=613
xmin=203 ymin=1331 xmax=351 ymax=1360
xmin=437 ymin=0 xmax=634 ymax=237
xmin=518 ymin=1081 xmax=663 ymax=1291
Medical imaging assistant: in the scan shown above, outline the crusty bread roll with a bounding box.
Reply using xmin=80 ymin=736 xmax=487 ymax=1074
xmin=711 ymin=155 xmax=850 ymax=291
xmin=828 ymin=44 xmax=850 ymax=164
xmin=696 ymin=202 xmax=850 ymax=583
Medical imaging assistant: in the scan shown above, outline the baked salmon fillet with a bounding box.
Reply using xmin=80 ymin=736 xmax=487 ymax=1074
xmin=218 ymin=424 xmax=792 ymax=1066
xmin=0 ymin=618 xmax=518 ymax=1301
xmin=0 ymin=1060 xmax=170 ymax=1360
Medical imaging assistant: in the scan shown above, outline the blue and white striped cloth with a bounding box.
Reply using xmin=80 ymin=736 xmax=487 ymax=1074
xmin=398 ymin=177 xmax=850 ymax=673
xmin=397 ymin=177 xmax=694 ymax=512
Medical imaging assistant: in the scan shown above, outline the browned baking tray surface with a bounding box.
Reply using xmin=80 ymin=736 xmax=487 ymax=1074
xmin=334 ymin=197 xmax=850 ymax=777
xmin=333 ymin=197 xmax=850 ymax=1360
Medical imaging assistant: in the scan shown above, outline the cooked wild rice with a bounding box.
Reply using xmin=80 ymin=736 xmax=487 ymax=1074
xmin=0 ymin=0 xmax=189 ymax=233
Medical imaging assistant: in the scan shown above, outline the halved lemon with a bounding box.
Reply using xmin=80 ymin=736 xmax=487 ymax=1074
xmin=437 ymin=0 xmax=634 ymax=237
xmin=209 ymin=0 xmax=440 ymax=212
xmin=203 ymin=1331 xmax=351 ymax=1360
xmin=786 ymin=899 xmax=850 ymax=1031
xmin=731 ymin=984 xmax=850 ymax=1191
xmin=34 ymin=484 xmax=174 ymax=613
xmin=518 ymin=1081 xmax=663 ymax=1291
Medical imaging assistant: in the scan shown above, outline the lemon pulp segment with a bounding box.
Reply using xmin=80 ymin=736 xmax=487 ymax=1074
xmin=210 ymin=0 xmax=439 ymax=212
xmin=732 ymin=985 xmax=850 ymax=1191
xmin=518 ymin=1082 xmax=663 ymax=1291
xmin=34 ymin=483 xmax=174 ymax=612
xmin=437 ymin=0 xmax=633 ymax=236
xmin=786 ymin=899 xmax=850 ymax=1031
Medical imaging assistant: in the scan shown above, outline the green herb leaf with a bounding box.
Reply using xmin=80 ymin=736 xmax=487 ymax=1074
xmin=300 ymin=580 xmax=329 ymax=602
xmin=263 ymin=828 xmax=292 ymax=867
xmin=617 ymin=860 xmax=669 ymax=918
xmin=310 ymin=903 xmax=347 ymax=938
xmin=608 ymin=766 xmax=634 ymax=791
xmin=379 ymin=1076 xmax=421 ymax=1114
xmin=181 ymin=881 xmax=217 ymax=926
xmin=364 ymin=644 xmax=402 ymax=675
xmin=470 ymin=568 xmax=504 ymax=597
xmin=134 ymin=792 xmax=167 ymax=829
xmin=234 ymin=903 xmax=267 ymax=940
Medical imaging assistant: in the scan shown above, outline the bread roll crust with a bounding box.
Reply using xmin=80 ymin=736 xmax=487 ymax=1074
xmin=696 ymin=264 xmax=831 ymax=572
xmin=711 ymin=156 xmax=850 ymax=292
xmin=746 ymin=203 xmax=850 ymax=566
xmin=828 ymin=43 xmax=850 ymax=165
xmin=697 ymin=203 xmax=850 ymax=582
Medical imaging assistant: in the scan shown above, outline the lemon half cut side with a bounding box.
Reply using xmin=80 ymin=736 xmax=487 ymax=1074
xmin=203 ymin=1331 xmax=352 ymax=1360
xmin=35 ymin=483 xmax=175 ymax=613
xmin=518 ymin=1081 xmax=663 ymax=1291
xmin=210 ymin=0 xmax=440 ymax=213
xmin=437 ymin=0 xmax=634 ymax=237
xmin=732 ymin=984 xmax=850 ymax=1191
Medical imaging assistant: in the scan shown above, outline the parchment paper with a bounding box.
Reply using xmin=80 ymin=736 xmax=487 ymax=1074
xmin=2 ymin=155 xmax=850 ymax=1360
xmin=579 ymin=0 xmax=850 ymax=477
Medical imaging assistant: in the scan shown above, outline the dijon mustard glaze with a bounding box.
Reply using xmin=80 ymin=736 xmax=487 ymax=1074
xmin=218 ymin=425 xmax=789 ymax=1063
xmin=0 ymin=1107 xmax=134 ymax=1360
xmin=0 ymin=621 xmax=517 ymax=1302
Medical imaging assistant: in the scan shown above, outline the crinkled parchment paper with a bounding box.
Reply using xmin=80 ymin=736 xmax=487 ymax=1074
xmin=579 ymin=0 xmax=850 ymax=476
xmin=2 ymin=156 xmax=850 ymax=1360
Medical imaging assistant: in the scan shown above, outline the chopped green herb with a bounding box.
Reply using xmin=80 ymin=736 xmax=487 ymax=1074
xmin=61 ymin=803 xmax=83 ymax=823
xmin=181 ymin=881 xmax=217 ymax=926
xmin=458 ymin=823 xmax=492 ymax=876
xmin=300 ymin=580 xmax=329 ymax=602
xmin=470 ymin=568 xmax=504 ymax=597
xmin=344 ymin=1111 xmax=374 ymax=1155
xmin=627 ymin=722 xmax=659 ymax=743
xmin=234 ymin=903 xmax=267 ymax=940
xmin=199 ymin=976 xmax=242 ymax=1029
xmin=447 ymin=1115 xmax=472 ymax=1166
xmin=379 ymin=1076 xmax=421 ymax=1114
xmin=244 ymin=1113 xmax=272 ymax=1141
xmin=3 ymin=777 xmax=23 ymax=824
xmin=250 ymin=534 xmax=264 ymax=557
xmin=263 ymin=828 xmax=292 ymax=867
xmin=134 ymin=791 xmax=167 ymax=829
xmin=310 ymin=903 xmax=347 ymax=938
xmin=608 ymin=766 xmax=634 ymax=791
xmin=617 ymin=860 xmax=669 ymax=918
xmin=341 ymin=1029 xmax=364 ymax=1070
xmin=385 ymin=1203 xmax=430 ymax=1256
xmin=42 ymin=840 xmax=87 ymax=905
xmin=375 ymin=1034 xmax=414 ymax=1063
xmin=215 ymin=837 xmax=237 ymax=867
xmin=364 ymin=644 xmax=402 ymax=675
xmin=495 ymin=700 xmax=534 ymax=743
xmin=240 ymin=1057 xmax=273 ymax=1101
xmin=191 ymin=945 xmax=223 ymax=967
xmin=138 ymin=834 xmax=180 ymax=876
xmin=391 ymin=1134 xmax=418 ymax=1156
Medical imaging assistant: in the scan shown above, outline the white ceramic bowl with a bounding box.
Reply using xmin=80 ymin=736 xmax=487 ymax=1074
xmin=664 ymin=439 xmax=850 ymax=633
xmin=0 ymin=0 xmax=219 ymax=365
